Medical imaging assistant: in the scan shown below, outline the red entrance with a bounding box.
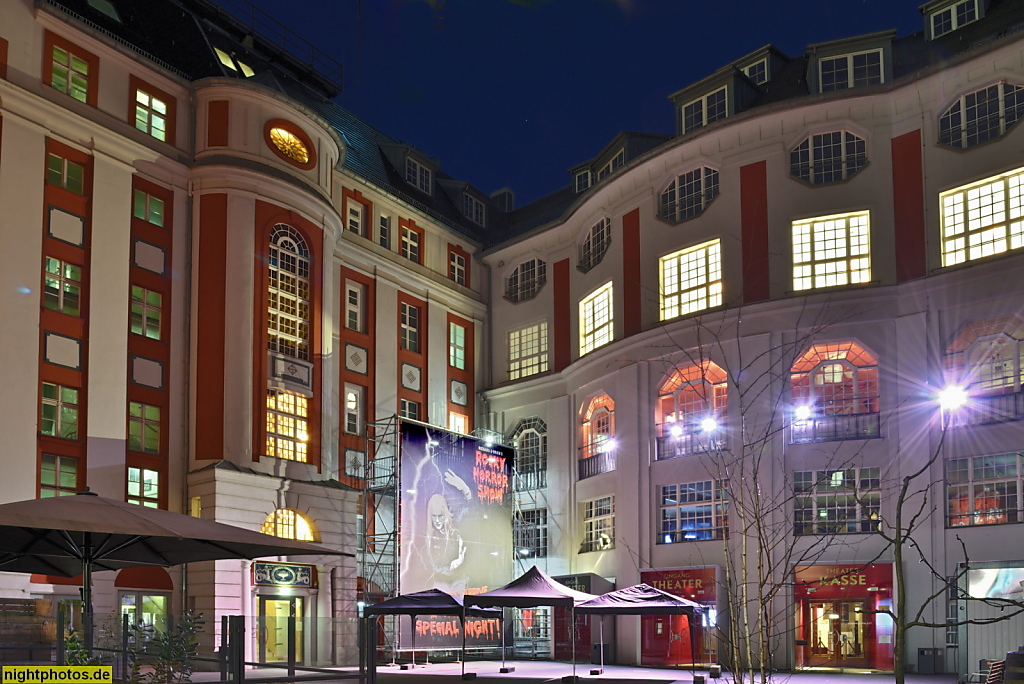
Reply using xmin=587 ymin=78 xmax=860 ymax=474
xmin=640 ymin=567 xmax=717 ymax=667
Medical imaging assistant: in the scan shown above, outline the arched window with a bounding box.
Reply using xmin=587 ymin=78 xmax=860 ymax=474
xmin=261 ymin=508 xmax=317 ymax=541
xmin=579 ymin=395 xmax=615 ymax=479
xmin=790 ymin=341 xmax=880 ymax=443
xmin=656 ymin=360 xmax=727 ymax=458
xmin=268 ymin=224 xmax=311 ymax=360
xmin=510 ymin=417 xmax=547 ymax=490
xmin=944 ymin=316 xmax=1024 ymax=426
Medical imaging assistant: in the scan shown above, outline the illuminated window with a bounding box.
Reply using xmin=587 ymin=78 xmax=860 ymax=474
xmin=508 ymin=322 xmax=548 ymax=380
xmin=790 ymin=341 xmax=880 ymax=443
xmin=792 ymin=211 xmax=871 ymax=291
xmin=50 ymin=42 xmax=91 ymax=103
xmin=579 ymin=218 xmax=611 ymax=272
xmin=794 ymin=468 xmax=880 ymax=535
xmin=514 ymin=508 xmax=548 ymax=558
xmin=134 ymin=88 xmax=168 ymax=141
xmin=448 ymin=412 xmax=469 ymax=434
xmin=681 ymin=87 xmax=727 ymax=134
xmin=660 ymin=167 xmax=719 ymax=223
xmin=818 ymin=50 xmax=882 ymax=92
xmin=939 ymin=83 xmax=1024 ymax=150
xmin=581 ymin=496 xmax=615 ymax=552
xmin=510 ymin=417 xmax=547 ymax=490
xmin=790 ymin=131 xmax=867 ymax=185
xmin=268 ymin=225 xmax=310 ymax=360
xmin=660 ymin=239 xmax=722 ymax=320
xmin=449 ymin=322 xmax=466 ymax=369
xmin=130 ymin=286 xmax=162 ymax=340
xmin=261 ymin=508 xmax=317 ymax=541
xmin=659 ymin=480 xmax=729 ymax=543
xmin=128 ymin=402 xmax=161 ymax=454
xmin=579 ymin=283 xmax=614 ymax=355
xmin=463 ymin=194 xmax=486 ymax=226
xmin=43 ymin=257 xmax=82 ymax=316
xmin=931 ymin=0 xmax=979 ymax=37
xmin=133 ymin=189 xmax=165 ymax=227
xmin=214 ymin=48 xmax=254 ymax=77
xmin=47 ymin=153 xmax=85 ymax=195
xmin=940 ymin=166 xmax=1024 ymax=266
xmin=405 ymin=157 xmax=432 ymax=194
xmin=656 ymin=360 xmax=727 ymax=458
xmin=41 ymin=383 xmax=79 ymax=440
xmin=947 ymin=453 xmax=1020 ymax=527
xmin=506 ymin=259 xmax=546 ymax=303
xmin=266 ymin=389 xmax=308 ymax=462
xmin=944 ymin=317 xmax=1024 ymax=426
xmin=128 ymin=467 xmax=160 ymax=507
xmin=580 ymin=394 xmax=615 ymax=462
xmin=40 ymin=454 xmax=77 ymax=498
xmin=401 ymin=302 xmax=421 ymax=353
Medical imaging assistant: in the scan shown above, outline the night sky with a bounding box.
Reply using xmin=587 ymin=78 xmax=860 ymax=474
xmin=247 ymin=0 xmax=926 ymax=206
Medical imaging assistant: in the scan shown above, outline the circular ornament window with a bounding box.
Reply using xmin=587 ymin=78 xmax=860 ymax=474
xmin=264 ymin=119 xmax=316 ymax=170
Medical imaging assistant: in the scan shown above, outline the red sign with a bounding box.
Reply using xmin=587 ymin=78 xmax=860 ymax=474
xmin=793 ymin=563 xmax=892 ymax=600
xmin=641 ymin=567 xmax=717 ymax=602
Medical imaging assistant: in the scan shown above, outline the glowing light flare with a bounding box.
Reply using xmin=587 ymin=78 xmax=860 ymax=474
xmin=938 ymin=385 xmax=969 ymax=411
xmin=700 ymin=417 xmax=718 ymax=433
xmin=794 ymin=405 xmax=813 ymax=421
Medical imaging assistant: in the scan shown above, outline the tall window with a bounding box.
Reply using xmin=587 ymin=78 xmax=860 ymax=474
xmin=266 ymin=389 xmax=308 ymax=462
xmin=463 ymin=194 xmax=486 ymax=226
xmin=947 ymin=453 xmax=1021 ymax=527
xmin=511 ymin=417 xmax=547 ymax=490
xmin=659 ymin=480 xmax=729 ymax=543
xmin=506 ymin=259 xmax=546 ymax=303
xmin=47 ymin=153 xmax=85 ymax=195
xmin=449 ymin=249 xmax=468 ymax=286
xmin=818 ymin=50 xmax=883 ymax=92
xmin=657 ymin=360 xmax=728 ymax=459
xmin=449 ymin=322 xmax=466 ymax=369
xmin=794 ymin=468 xmax=880 ymax=535
xmin=581 ymin=496 xmax=615 ymax=552
xmin=579 ymin=283 xmax=614 ymax=355
xmin=508 ymin=322 xmax=549 ymax=380
xmin=575 ymin=170 xmax=593 ymax=193
xmin=261 ymin=508 xmax=317 ymax=541
xmin=406 ymin=157 xmax=431 ymax=193
xmin=579 ymin=218 xmax=612 ymax=272
xmin=378 ymin=215 xmax=392 ymax=249
xmin=41 ymin=382 xmax=79 ymax=440
xmin=128 ymin=402 xmax=161 ymax=454
xmin=659 ymin=167 xmax=720 ymax=223
xmin=401 ymin=302 xmax=421 ymax=353
xmin=347 ymin=202 xmax=366 ymax=237
xmin=792 ymin=211 xmax=871 ymax=291
xmin=268 ymin=225 xmax=310 ymax=360
xmin=40 ymin=454 xmax=77 ymax=498
xmin=400 ymin=225 xmax=422 ymax=264
xmin=344 ymin=385 xmax=363 ymax=435
xmin=130 ymin=286 xmax=162 ymax=339
xmin=939 ymin=83 xmax=1024 ymax=150
xmin=43 ymin=257 xmax=82 ymax=316
xmin=939 ymin=166 xmax=1024 ymax=267
xmin=448 ymin=412 xmax=469 ymax=434
xmin=681 ymin=87 xmax=727 ymax=134
xmin=660 ymin=239 xmax=722 ymax=320
xmin=49 ymin=41 xmax=92 ymax=103
xmin=931 ymin=0 xmax=979 ymax=37
xmin=790 ymin=131 xmax=867 ymax=185
xmin=345 ymin=280 xmax=366 ymax=333
xmin=134 ymin=88 xmax=168 ymax=141
xmin=133 ymin=189 xmax=165 ymax=227
xmin=944 ymin=316 xmax=1024 ymax=425
xmin=127 ymin=467 xmax=160 ymax=507
xmin=580 ymin=394 xmax=615 ymax=466
xmin=514 ymin=508 xmax=548 ymax=558
xmin=791 ymin=341 xmax=880 ymax=443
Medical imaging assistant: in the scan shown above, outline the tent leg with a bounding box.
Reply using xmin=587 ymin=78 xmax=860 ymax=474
xmin=499 ymin=609 xmax=514 ymax=673
xmin=82 ymin=537 xmax=93 ymax=653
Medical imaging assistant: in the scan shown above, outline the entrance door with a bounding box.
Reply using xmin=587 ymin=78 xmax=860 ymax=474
xmin=258 ymin=596 xmax=304 ymax=663
xmin=807 ymin=600 xmax=867 ymax=667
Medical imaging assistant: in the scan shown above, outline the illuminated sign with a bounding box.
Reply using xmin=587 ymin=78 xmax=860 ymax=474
xmin=252 ymin=562 xmax=315 ymax=588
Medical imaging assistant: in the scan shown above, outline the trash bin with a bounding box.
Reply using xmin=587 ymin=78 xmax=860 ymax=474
xmin=710 ymin=664 xmax=722 ymax=678
xmin=919 ymin=648 xmax=937 ymax=674
xmin=591 ymin=643 xmax=612 ymax=664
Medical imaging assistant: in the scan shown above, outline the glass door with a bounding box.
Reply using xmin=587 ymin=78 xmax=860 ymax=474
xmin=807 ymin=600 xmax=867 ymax=667
xmin=258 ymin=596 xmax=304 ymax=663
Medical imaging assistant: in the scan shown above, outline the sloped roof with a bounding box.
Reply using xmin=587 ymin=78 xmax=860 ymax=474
xmin=466 ymin=565 xmax=597 ymax=608
xmin=575 ymin=583 xmax=704 ymax=615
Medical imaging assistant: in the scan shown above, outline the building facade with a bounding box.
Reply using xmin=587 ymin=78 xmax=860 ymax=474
xmin=2 ymin=0 xmax=1024 ymax=674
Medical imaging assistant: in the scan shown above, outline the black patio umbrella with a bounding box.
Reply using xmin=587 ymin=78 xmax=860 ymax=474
xmin=0 ymin=491 xmax=352 ymax=651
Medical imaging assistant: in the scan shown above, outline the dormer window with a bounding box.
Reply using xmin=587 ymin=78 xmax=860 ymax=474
xmin=930 ymin=0 xmax=980 ymax=39
xmin=819 ymin=49 xmax=882 ymax=92
xmin=597 ymin=150 xmax=625 ymax=181
xmin=405 ymin=157 xmax=432 ymax=194
xmin=214 ymin=48 xmax=254 ymax=77
xmin=575 ymin=170 xmax=593 ymax=193
xmin=681 ymin=87 xmax=727 ymax=134
xmin=743 ymin=59 xmax=768 ymax=85
xmin=790 ymin=130 xmax=867 ymax=185
xmin=463 ymin=193 xmax=486 ymax=227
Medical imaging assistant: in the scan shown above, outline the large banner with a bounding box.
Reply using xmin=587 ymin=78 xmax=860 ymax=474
xmin=398 ymin=422 xmax=513 ymax=649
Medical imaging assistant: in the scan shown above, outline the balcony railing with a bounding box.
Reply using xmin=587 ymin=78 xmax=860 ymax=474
xmin=790 ymin=411 xmax=881 ymax=444
xmin=577 ymin=450 xmax=616 ymax=480
xmin=656 ymin=431 xmax=726 ymax=460
xmin=946 ymin=391 xmax=1024 ymax=427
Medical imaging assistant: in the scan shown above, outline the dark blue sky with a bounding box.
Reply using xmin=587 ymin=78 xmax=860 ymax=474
xmin=249 ymin=0 xmax=925 ymax=206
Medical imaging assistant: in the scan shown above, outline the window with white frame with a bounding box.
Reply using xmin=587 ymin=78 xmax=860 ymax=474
xmin=790 ymin=130 xmax=867 ymax=185
xmin=463 ymin=193 xmax=486 ymax=226
xmin=575 ymin=170 xmax=593 ymax=193
xmin=659 ymin=480 xmax=729 ymax=543
xmin=660 ymin=166 xmax=719 ymax=223
xmin=400 ymin=225 xmax=422 ymax=264
xmin=128 ymin=466 xmax=160 ymax=507
xmin=449 ymin=250 xmax=467 ymax=286
xmin=940 ymin=166 xmax=1024 ymax=266
xmin=400 ymin=398 xmax=420 ymax=421
xmin=378 ymin=215 xmax=392 ymax=249
xmin=794 ymin=468 xmax=880 ymax=535
xmin=400 ymin=302 xmax=420 ymax=353
xmin=41 ymin=383 xmax=79 ymax=440
xmin=939 ymin=83 xmax=1024 ymax=150
xmin=128 ymin=401 xmax=161 ymax=454
xmin=449 ymin=322 xmax=466 ymax=370
xmin=511 ymin=417 xmax=547 ymax=490
xmin=580 ymin=394 xmax=615 ymax=461
xmin=579 ymin=218 xmax=612 ymax=272
xmin=947 ymin=453 xmax=1021 ymax=527
xmin=508 ymin=322 xmax=549 ymax=380
xmin=657 ymin=360 xmax=728 ymax=458
xmin=681 ymin=87 xmax=727 ymax=134
xmin=514 ymin=508 xmax=548 ymax=558
xmin=133 ymin=189 xmax=165 ymax=227
xmin=818 ymin=50 xmax=882 ymax=92
xmin=268 ymin=225 xmax=311 ymax=360
xmin=345 ymin=280 xmax=366 ymax=333
xmin=134 ymin=88 xmax=168 ymax=141
xmin=791 ymin=341 xmax=880 ymax=415
xmin=405 ymin=157 xmax=431 ymax=194
xmin=261 ymin=508 xmax=316 ymax=541
xmin=43 ymin=257 xmax=82 ymax=317
xmin=597 ymin=150 xmax=625 ymax=181
xmin=50 ymin=42 xmax=91 ymax=103
xmin=266 ymin=389 xmax=308 ymax=462
xmin=579 ymin=283 xmax=614 ymax=355
xmin=743 ymin=58 xmax=768 ymax=84
xmin=347 ymin=201 xmax=366 ymax=236
xmin=344 ymin=384 xmax=363 ymax=435
xmin=505 ymin=258 xmax=547 ymax=303
xmin=448 ymin=412 xmax=469 ymax=434
xmin=792 ymin=211 xmax=871 ymax=291
xmin=581 ymin=496 xmax=615 ymax=552
xmin=47 ymin=153 xmax=84 ymax=195
xmin=660 ymin=239 xmax=722 ymax=320
xmin=944 ymin=317 xmax=1024 ymax=426
xmin=930 ymin=0 xmax=979 ymax=38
